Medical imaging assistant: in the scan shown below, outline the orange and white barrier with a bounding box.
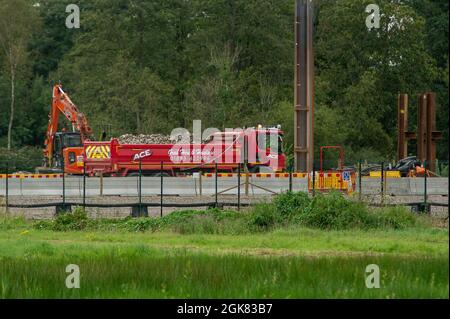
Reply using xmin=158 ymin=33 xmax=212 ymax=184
xmin=0 ymin=174 xmax=63 ymax=179
xmin=201 ymin=173 xmax=308 ymax=178
xmin=308 ymin=171 xmax=356 ymax=194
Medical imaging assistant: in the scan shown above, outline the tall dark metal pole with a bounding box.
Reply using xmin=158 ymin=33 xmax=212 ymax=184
xmin=425 ymin=93 xmax=442 ymax=173
xmin=294 ymin=0 xmax=315 ymax=173
xmin=417 ymin=92 xmax=442 ymax=173
xmin=425 ymin=93 xmax=434 ymax=172
xmin=417 ymin=94 xmax=427 ymax=165
xmin=397 ymin=94 xmax=409 ymax=161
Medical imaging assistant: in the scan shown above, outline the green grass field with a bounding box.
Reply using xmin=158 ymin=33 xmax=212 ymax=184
xmin=0 ymin=217 xmax=448 ymax=298
xmin=0 ymin=193 xmax=448 ymax=298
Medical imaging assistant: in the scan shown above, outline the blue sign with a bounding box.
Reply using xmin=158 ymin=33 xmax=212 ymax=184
xmin=343 ymin=171 xmax=351 ymax=181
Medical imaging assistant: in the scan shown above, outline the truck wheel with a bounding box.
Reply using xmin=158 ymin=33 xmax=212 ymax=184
xmin=127 ymin=172 xmax=140 ymax=177
xmin=249 ymin=166 xmax=260 ymax=173
xmin=152 ymin=172 xmax=170 ymax=177
xmin=249 ymin=166 xmax=274 ymax=174
xmin=258 ymin=166 xmax=275 ymax=174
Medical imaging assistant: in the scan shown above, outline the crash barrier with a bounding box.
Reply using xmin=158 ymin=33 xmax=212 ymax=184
xmin=201 ymin=172 xmax=356 ymax=194
xmin=1 ymin=159 xmax=448 ymax=216
xmin=202 ymin=173 xmax=308 ymax=178
xmin=369 ymin=171 xmax=401 ymax=178
xmin=0 ymin=174 xmax=63 ymax=179
xmin=308 ymin=171 xmax=357 ymax=195
xmin=0 ymin=173 xmax=308 ymax=179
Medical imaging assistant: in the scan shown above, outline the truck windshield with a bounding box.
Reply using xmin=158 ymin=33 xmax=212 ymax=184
xmin=259 ymin=133 xmax=283 ymax=154
xmin=62 ymin=134 xmax=83 ymax=148
xmin=267 ymin=134 xmax=283 ymax=154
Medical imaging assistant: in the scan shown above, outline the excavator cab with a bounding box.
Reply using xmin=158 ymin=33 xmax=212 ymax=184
xmin=37 ymin=131 xmax=84 ymax=174
xmin=52 ymin=132 xmax=83 ymax=168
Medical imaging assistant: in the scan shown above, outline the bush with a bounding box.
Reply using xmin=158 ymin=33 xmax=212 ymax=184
xmin=273 ymin=191 xmax=311 ymax=219
xmin=34 ymin=207 xmax=88 ymax=231
xmin=32 ymin=195 xmax=420 ymax=233
xmin=0 ymin=146 xmax=42 ymax=173
xmin=294 ymin=192 xmax=376 ymax=230
xmin=438 ymin=163 xmax=448 ymax=177
xmin=248 ymin=203 xmax=277 ymax=230
xmin=373 ymin=206 xmax=418 ymax=229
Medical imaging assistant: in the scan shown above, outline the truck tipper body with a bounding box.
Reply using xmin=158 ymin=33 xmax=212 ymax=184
xmin=74 ymin=129 xmax=286 ymax=176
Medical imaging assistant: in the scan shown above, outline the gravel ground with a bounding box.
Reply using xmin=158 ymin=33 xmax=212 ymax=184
xmin=1 ymin=194 xmax=447 ymax=221
xmin=0 ymin=195 xmax=271 ymax=220
xmin=360 ymin=194 xmax=448 ymax=217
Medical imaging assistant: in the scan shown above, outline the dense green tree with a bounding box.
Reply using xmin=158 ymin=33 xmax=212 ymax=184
xmin=29 ymin=0 xmax=81 ymax=78
xmin=0 ymin=0 xmax=40 ymax=149
xmin=409 ymin=0 xmax=449 ymax=159
xmin=0 ymin=0 xmax=447 ymax=165
xmin=315 ymin=0 xmax=439 ymax=161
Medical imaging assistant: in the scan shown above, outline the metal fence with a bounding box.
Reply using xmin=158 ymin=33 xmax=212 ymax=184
xmin=0 ymin=159 xmax=448 ymax=218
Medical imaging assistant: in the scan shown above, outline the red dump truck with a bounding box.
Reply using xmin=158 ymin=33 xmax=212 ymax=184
xmin=39 ymin=85 xmax=286 ymax=176
xmin=64 ymin=127 xmax=286 ymax=176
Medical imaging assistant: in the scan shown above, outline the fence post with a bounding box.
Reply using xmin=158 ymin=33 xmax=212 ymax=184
xmin=447 ymin=160 xmax=449 ymax=218
xmin=62 ymin=158 xmax=65 ymax=206
xmin=358 ymin=161 xmax=362 ymax=201
xmin=83 ymin=158 xmax=86 ymax=209
xmin=215 ymin=162 xmax=218 ymax=208
xmin=380 ymin=161 xmax=384 ymax=206
xmin=160 ymin=161 xmax=163 ymax=217
xmin=100 ymin=172 xmax=104 ymax=197
xmin=424 ymin=160 xmax=428 ymax=212
xmin=199 ymin=167 xmax=203 ymax=196
xmin=289 ymin=166 xmax=293 ymax=193
xmin=237 ymin=164 xmax=241 ymax=211
xmin=312 ymin=162 xmax=316 ymax=197
xmin=5 ymin=162 xmax=9 ymax=214
xmin=139 ymin=159 xmax=142 ymax=214
xmin=245 ymin=171 xmax=249 ymax=196
xmin=244 ymin=135 xmax=249 ymax=196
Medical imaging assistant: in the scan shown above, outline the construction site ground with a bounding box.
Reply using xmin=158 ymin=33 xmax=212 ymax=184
xmin=1 ymin=194 xmax=447 ymax=222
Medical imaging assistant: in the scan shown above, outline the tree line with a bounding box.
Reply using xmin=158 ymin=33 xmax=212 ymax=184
xmin=0 ymin=0 xmax=448 ymax=165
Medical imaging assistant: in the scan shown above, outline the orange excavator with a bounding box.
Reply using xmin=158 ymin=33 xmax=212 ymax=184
xmin=37 ymin=84 xmax=93 ymax=174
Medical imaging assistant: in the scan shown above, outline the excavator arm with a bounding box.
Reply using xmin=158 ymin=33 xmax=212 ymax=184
xmin=43 ymin=84 xmax=92 ymax=166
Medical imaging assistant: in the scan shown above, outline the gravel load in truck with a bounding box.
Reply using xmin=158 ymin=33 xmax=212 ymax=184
xmin=118 ymin=134 xmax=175 ymax=145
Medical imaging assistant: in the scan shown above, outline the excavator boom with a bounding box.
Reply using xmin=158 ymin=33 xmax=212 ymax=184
xmin=43 ymin=84 xmax=92 ymax=167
